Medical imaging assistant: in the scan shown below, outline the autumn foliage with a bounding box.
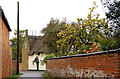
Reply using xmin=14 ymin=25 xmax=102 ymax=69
xmin=42 ymin=2 xmax=119 ymax=57
xmin=56 ymin=2 xmax=107 ymax=56
xmin=83 ymin=42 xmax=101 ymax=54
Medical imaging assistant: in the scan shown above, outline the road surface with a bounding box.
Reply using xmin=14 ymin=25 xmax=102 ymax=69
xmin=18 ymin=71 xmax=45 ymax=79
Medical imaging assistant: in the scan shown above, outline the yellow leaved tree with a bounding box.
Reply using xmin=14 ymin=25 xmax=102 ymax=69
xmin=56 ymin=2 xmax=108 ymax=56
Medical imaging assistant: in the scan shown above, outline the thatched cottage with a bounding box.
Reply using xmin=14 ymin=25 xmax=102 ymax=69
xmin=21 ymin=30 xmax=47 ymax=71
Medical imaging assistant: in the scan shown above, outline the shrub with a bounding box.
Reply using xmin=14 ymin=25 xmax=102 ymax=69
xmin=99 ymin=38 xmax=118 ymax=51
xmin=43 ymin=54 xmax=56 ymax=63
xmin=67 ymin=51 xmax=78 ymax=56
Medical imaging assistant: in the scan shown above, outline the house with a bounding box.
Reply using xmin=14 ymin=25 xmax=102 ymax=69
xmin=21 ymin=30 xmax=47 ymax=71
xmin=0 ymin=6 xmax=12 ymax=78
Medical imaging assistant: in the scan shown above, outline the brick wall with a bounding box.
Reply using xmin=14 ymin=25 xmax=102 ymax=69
xmin=21 ymin=30 xmax=30 ymax=70
xmin=46 ymin=49 xmax=120 ymax=78
xmin=12 ymin=60 xmax=17 ymax=75
xmin=2 ymin=16 xmax=11 ymax=77
xmin=8 ymin=48 xmax=12 ymax=76
xmin=0 ymin=13 xmax=2 ymax=79
xmin=0 ymin=11 xmax=12 ymax=78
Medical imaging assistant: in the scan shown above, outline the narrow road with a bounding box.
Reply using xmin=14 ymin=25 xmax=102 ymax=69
xmin=18 ymin=71 xmax=45 ymax=79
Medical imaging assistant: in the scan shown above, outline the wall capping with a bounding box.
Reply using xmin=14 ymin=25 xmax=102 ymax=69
xmin=47 ymin=48 xmax=120 ymax=60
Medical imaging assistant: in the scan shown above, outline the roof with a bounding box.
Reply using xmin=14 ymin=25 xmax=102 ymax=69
xmin=0 ymin=6 xmax=11 ymax=31
xmin=28 ymin=35 xmax=48 ymax=55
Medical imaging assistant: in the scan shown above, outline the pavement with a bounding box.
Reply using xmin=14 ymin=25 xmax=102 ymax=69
xmin=18 ymin=71 xmax=45 ymax=79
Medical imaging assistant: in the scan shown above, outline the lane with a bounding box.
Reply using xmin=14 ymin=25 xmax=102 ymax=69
xmin=18 ymin=71 xmax=45 ymax=79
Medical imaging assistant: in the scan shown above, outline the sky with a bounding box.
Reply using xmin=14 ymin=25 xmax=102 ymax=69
xmin=0 ymin=0 xmax=106 ymax=39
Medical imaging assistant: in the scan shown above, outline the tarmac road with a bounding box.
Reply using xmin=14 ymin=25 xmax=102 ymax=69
xmin=18 ymin=71 xmax=45 ymax=79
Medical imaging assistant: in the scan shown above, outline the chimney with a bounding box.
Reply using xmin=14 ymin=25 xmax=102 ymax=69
xmin=25 ymin=29 xmax=28 ymax=36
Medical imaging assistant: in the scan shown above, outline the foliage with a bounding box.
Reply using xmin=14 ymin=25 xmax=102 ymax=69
xmin=10 ymin=30 xmax=25 ymax=62
xmin=112 ymin=26 xmax=120 ymax=48
xmin=101 ymin=0 xmax=120 ymax=30
xmin=101 ymin=0 xmax=120 ymax=49
xmin=67 ymin=51 xmax=78 ymax=56
xmin=41 ymin=1 xmax=119 ymax=57
xmin=42 ymin=73 xmax=52 ymax=79
xmin=83 ymin=42 xmax=102 ymax=54
xmin=41 ymin=18 xmax=67 ymax=55
xmin=56 ymin=2 xmax=108 ymax=56
xmin=43 ymin=54 xmax=56 ymax=63
xmin=10 ymin=73 xmax=23 ymax=79
xmin=99 ymin=37 xmax=119 ymax=51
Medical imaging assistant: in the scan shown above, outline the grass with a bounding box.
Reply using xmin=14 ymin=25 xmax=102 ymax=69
xmin=42 ymin=73 xmax=52 ymax=79
xmin=10 ymin=73 xmax=23 ymax=79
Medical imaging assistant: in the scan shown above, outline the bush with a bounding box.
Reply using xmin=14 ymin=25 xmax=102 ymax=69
xmin=99 ymin=38 xmax=118 ymax=51
xmin=43 ymin=54 xmax=56 ymax=63
xmin=67 ymin=51 xmax=78 ymax=56
xmin=78 ymin=44 xmax=91 ymax=54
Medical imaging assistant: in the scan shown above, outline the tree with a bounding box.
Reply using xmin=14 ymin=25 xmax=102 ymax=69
xmin=56 ymin=2 xmax=107 ymax=56
xmin=101 ymin=0 xmax=120 ymax=48
xmin=41 ymin=18 xmax=67 ymax=55
xmin=101 ymin=0 xmax=120 ymax=32
xmin=10 ymin=30 xmax=25 ymax=62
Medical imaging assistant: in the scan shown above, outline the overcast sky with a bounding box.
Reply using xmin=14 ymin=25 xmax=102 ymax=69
xmin=0 ymin=0 xmax=106 ymax=39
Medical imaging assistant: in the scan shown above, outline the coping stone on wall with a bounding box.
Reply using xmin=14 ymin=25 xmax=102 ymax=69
xmin=47 ymin=48 xmax=120 ymax=60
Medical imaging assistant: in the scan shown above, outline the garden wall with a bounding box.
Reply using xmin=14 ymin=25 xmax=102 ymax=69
xmin=46 ymin=48 xmax=120 ymax=78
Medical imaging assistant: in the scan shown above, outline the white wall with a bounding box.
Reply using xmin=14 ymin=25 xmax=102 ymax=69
xmin=28 ymin=53 xmax=46 ymax=70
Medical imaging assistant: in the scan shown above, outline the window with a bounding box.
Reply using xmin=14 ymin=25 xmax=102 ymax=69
xmin=25 ymin=44 xmax=27 ymax=48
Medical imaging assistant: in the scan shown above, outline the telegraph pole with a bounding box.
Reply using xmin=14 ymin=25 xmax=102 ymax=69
xmin=16 ymin=1 xmax=19 ymax=75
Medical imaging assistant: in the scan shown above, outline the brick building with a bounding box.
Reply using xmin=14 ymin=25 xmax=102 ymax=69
xmin=21 ymin=30 xmax=30 ymax=70
xmin=21 ymin=30 xmax=47 ymax=71
xmin=0 ymin=6 xmax=12 ymax=78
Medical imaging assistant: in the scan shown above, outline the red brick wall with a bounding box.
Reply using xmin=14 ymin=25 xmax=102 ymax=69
xmin=12 ymin=60 xmax=17 ymax=75
xmin=0 ymin=16 xmax=12 ymax=78
xmin=46 ymin=50 xmax=120 ymax=78
xmin=8 ymin=48 xmax=12 ymax=76
xmin=0 ymin=15 xmax=2 ymax=79
xmin=21 ymin=34 xmax=29 ymax=70
xmin=2 ymin=16 xmax=11 ymax=77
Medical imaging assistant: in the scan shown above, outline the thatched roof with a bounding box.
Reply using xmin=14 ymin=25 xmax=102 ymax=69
xmin=28 ymin=35 xmax=48 ymax=55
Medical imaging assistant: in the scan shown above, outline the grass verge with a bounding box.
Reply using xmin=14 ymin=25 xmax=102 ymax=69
xmin=42 ymin=73 xmax=52 ymax=79
xmin=10 ymin=73 xmax=23 ymax=79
